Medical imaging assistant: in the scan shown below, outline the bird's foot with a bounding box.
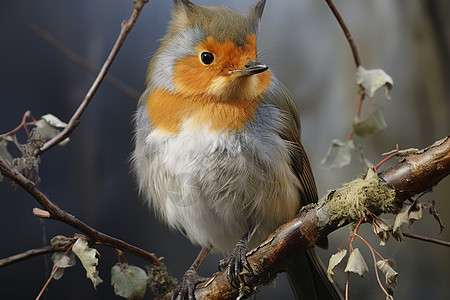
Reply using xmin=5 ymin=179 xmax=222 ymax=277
xmin=219 ymin=238 xmax=252 ymax=288
xmin=171 ymin=269 xmax=207 ymax=300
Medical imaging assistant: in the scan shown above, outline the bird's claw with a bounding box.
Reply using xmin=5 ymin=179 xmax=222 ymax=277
xmin=219 ymin=239 xmax=251 ymax=288
xmin=171 ymin=269 xmax=207 ymax=300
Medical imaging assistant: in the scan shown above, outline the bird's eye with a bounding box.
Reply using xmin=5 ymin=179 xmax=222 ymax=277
xmin=200 ymin=52 xmax=214 ymax=65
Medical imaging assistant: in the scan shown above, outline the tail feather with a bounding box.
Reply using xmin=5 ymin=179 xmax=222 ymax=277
xmin=286 ymin=248 xmax=343 ymax=300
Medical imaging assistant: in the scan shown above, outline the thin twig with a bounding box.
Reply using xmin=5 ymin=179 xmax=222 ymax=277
xmin=356 ymin=92 xmax=364 ymax=119
xmin=357 ymin=234 xmax=390 ymax=298
xmin=27 ymin=22 xmax=141 ymax=100
xmin=345 ymin=128 xmax=354 ymax=142
xmin=354 ymin=233 xmax=385 ymax=261
xmin=345 ymin=271 xmax=349 ymax=300
xmin=0 ymin=111 xmax=36 ymax=138
xmin=0 ymin=244 xmax=70 ymax=268
xmin=374 ymin=144 xmax=399 ymax=171
xmin=35 ymin=242 xmax=75 ymax=300
xmin=0 ymin=157 xmax=161 ymax=267
xmin=348 ymin=218 xmax=364 ymax=252
xmin=324 ymin=0 xmax=361 ymax=67
xmin=38 ymin=1 xmax=148 ymax=155
xmin=402 ymin=232 xmax=450 ymax=247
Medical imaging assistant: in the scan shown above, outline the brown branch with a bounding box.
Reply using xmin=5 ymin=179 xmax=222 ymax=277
xmin=324 ymin=0 xmax=361 ymax=67
xmin=0 ymin=244 xmax=70 ymax=268
xmin=402 ymin=232 xmax=450 ymax=248
xmin=0 ymin=0 xmax=163 ymax=290
xmin=2 ymin=129 xmax=449 ymax=298
xmin=37 ymin=0 xmax=148 ymax=155
xmin=27 ymin=22 xmax=141 ymax=100
xmin=379 ymin=137 xmax=450 ymax=200
xmin=0 ymin=157 xmax=161 ymax=267
xmin=192 ymin=136 xmax=450 ymax=299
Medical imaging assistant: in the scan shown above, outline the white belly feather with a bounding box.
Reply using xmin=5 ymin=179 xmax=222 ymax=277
xmin=133 ymin=103 xmax=300 ymax=252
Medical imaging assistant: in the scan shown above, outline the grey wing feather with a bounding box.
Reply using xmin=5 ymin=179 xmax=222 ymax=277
xmin=266 ymin=79 xmax=342 ymax=299
xmin=264 ymin=78 xmax=318 ymax=205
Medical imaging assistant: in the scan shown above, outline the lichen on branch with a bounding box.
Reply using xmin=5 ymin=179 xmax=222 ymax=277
xmin=322 ymin=168 xmax=398 ymax=226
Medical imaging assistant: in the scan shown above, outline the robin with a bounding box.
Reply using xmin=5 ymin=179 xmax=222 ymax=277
xmin=132 ymin=0 xmax=342 ymax=299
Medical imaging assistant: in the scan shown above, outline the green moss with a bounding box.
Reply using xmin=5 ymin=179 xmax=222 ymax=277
xmin=327 ymin=168 xmax=397 ymax=225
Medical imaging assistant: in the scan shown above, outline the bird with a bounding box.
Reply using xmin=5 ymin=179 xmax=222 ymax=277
xmin=132 ymin=0 xmax=342 ymax=299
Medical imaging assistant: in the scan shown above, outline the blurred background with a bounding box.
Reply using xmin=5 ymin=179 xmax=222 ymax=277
xmin=0 ymin=0 xmax=449 ymax=299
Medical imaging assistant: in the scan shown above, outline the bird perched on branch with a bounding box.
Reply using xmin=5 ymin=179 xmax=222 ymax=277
xmin=133 ymin=0 xmax=342 ymax=299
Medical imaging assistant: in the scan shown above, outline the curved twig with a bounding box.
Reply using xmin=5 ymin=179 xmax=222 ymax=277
xmin=0 ymin=157 xmax=161 ymax=267
xmin=37 ymin=0 xmax=148 ymax=155
xmin=27 ymin=22 xmax=141 ymax=100
xmin=324 ymin=0 xmax=361 ymax=67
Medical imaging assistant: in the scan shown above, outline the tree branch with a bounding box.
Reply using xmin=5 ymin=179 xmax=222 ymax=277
xmin=3 ymin=132 xmax=448 ymax=299
xmin=1 ymin=1 xmax=448 ymax=297
xmin=324 ymin=0 xmax=361 ymax=67
xmin=192 ymin=136 xmax=450 ymax=299
xmin=0 ymin=156 xmax=161 ymax=267
xmin=27 ymin=22 xmax=141 ymax=100
xmin=402 ymin=232 xmax=450 ymax=248
xmin=0 ymin=244 xmax=70 ymax=268
xmin=379 ymin=137 xmax=450 ymax=200
xmin=37 ymin=0 xmax=148 ymax=155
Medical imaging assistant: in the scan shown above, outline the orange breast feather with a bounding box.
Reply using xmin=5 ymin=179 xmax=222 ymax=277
xmin=147 ymin=34 xmax=272 ymax=134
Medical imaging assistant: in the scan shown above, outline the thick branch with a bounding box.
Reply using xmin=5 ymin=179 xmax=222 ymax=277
xmin=0 ymin=157 xmax=161 ymax=267
xmin=193 ymin=136 xmax=450 ymax=299
xmin=379 ymin=137 xmax=450 ymax=200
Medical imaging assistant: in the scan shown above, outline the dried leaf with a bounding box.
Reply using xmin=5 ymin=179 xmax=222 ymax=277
xmin=393 ymin=200 xmax=422 ymax=236
xmin=0 ymin=138 xmax=11 ymax=182
xmin=331 ymin=140 xmax=355 ymax=169
xmin=327 ymin=249 xmax=347 ymax=283
xmin=2 ymin=135 xmax=14 ymax=142
xmin=353 ymin=143 xmax=373 ymax=169
xmin=372 ymin=218 xmax=393 ymax=246
xmin=376 ymin=259 xmax=398 ymax=295
xmin=0 ymin=137 xmax=14 ymax=164
xmin=35 ymin=114 xmax=69 ymax=146
xmin=111 ymin=264 xmax=148 ymax=300
xmin=321 ymin=139 xmax=345 ymax=165
xmin=392 ymin=228 xmax=404 ymax=242
xmin=407 ymin=202 xmax=422 ymax=221
xmin=353 ymin=105 xmax=388 ymax=137
xmin=356 ymin=66 xmax=393 ymax=100
xmin=51 ymin=251 xmax=76 ymax=280
xmin=50 ymin=235 xmax=72 ymax=247
xmin=72 ymin=238 xmax=103 ymax=288
xmin=344 ymin=248 xmax=368 ymax=277
xmin=41 ymin=114 xmax=68 ymax=128
xmin=423 ymin=200 xmax=444 ymax=233
xmin=322 ymin=139 xmax=356 ymax=169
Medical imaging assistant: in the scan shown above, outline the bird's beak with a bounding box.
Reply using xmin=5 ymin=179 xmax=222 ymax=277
xmin=229 ymin=60 xmax=268 ymax=76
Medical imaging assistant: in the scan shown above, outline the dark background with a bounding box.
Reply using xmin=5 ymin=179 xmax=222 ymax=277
xmin=1 ymin=0 xmax=449 ymax=299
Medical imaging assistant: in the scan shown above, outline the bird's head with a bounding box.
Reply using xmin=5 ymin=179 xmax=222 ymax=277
xmin=148 ymin=0 xmax=271 ymax=101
